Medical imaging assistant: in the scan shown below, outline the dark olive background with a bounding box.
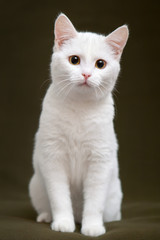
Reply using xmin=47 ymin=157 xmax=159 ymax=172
xmin=0 ymin=0 xmax=160 ymax=205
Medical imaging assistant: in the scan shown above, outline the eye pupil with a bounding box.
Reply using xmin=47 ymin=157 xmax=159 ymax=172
xmin=69 ymin=56 xmax=80 ymax=65
xmin=96 ymin=59 xmax=106 ymax=69
xmin=97 ymin=60 xmax=104 ymax=68
xmin=71 ymin=56 xmax=78 ymax=64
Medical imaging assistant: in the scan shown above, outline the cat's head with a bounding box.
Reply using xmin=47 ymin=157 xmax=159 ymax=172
xmin=50 ymin=13 xmax=129 ymax=101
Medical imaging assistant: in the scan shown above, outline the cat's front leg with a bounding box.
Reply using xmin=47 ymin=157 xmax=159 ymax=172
xmin=81 ymin=160 xmax=112 ymax=237
xmin=40 ymin=157 xmax=75 ymax=233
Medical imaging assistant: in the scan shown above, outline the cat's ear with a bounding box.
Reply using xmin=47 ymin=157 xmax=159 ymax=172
xmin=106 ymin=25 xmax=129 ymax=60
xmin=54 ymin=13 xmax=77 ymax=49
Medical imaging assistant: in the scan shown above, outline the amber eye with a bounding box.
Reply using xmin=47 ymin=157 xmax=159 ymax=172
xmin=95 ymin=59 xmax=106 ymax=69
xmin=69 ymin=55 xmax=80 ymax=65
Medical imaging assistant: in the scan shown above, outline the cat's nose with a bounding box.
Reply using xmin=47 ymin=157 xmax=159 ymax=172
xmin=82 ymin=73 xmax=91 ymax=81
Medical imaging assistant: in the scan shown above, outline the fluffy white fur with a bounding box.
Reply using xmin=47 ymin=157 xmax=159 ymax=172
xmin=29 ymin=14 xmax=129 ymax=237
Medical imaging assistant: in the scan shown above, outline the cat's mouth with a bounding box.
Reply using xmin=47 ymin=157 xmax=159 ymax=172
xmin=78 ymin=81 xmax=90 ymax=87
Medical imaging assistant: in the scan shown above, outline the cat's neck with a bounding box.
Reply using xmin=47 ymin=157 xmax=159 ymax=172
xmin=50 ymin=83 xmax=114 ymax=108
xmin=49 ymin=85 xmax=113 ymax=110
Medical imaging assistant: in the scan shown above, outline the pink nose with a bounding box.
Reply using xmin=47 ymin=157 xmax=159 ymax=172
xmin=82 ymin=73 xmax=91 ymax=81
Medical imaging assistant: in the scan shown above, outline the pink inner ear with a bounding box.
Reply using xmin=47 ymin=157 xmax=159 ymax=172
xmin=55 ymin=14 xmax=77 ymax=48
xmin=106 ymin=25 xmax=129 ymax=58
xmin=108 ymin=39 xmax=122 ymax=56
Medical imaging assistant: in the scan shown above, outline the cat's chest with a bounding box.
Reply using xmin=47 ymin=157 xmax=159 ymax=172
xmin=54 ymin=112 xmax=90 ymax=183
xmin=45 ymin=100 xmax=114 ymax=153
xmin=41 ymin=98 xmax=115 ymax=184
xmin=59 ymin=112 xmax=93 ymax=157
xmin=54 ymin=101 xmax=109 ymax=133
xmin=55 ymin=108 xmax=103 ymax=150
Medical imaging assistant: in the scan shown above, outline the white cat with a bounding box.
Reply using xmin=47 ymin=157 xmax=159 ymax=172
xmin=29 ymin=13 xmax=129 ymax=237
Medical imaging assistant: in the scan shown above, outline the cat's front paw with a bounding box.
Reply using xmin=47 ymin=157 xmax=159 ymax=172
xmin=81 ymin=224 xmax=106 ymax=237
xmin=51 ymin=219 xmax=75 ymax=233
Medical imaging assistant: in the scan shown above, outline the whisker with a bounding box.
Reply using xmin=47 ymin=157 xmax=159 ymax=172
xmin=88 ymin=80 xmax=105 ymax=98
xmin=40 ymin=78 xmax=51 ymax=89
xmin=55 ymin=78 xmax=71 ymax=83
xmin=63 ymin=84 xmax=75 ymax=100
xmin=99 ymin=82 xmax=108 ymax=91
xmin=113 ymin=86 xmax=120 ymax=94
xmin=93 ymin=86 xmax=98 ymax=100
xmin=97 ymin=85 xmax=104 ymax=97
xmin=54 ymin=80 xmax=68 ymax=88
xmin=56 ymin=81 xmax=73 ymax=97
xmin=56 ymin=74 xmax=71 ymax=78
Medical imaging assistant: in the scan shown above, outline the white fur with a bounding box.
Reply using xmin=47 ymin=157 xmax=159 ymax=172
xmin=29 ymin=14 xmax=128 ymax=237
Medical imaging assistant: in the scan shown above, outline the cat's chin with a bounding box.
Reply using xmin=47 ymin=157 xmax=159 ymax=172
xmin=67 ymin=85 xmax=105 ymax=102
xmin=74 ymin=84 xmax=93 ymax=95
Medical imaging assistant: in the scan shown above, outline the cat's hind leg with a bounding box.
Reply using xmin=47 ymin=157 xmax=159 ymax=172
xmin=29 ymin=173 xmax=52 ymax=223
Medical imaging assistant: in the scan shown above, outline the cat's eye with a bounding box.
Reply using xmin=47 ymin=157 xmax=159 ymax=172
xmin=95 ymin=59 xmax=106 ymax=69
xmin=69 ymin=55 xmax=80 ymax=65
